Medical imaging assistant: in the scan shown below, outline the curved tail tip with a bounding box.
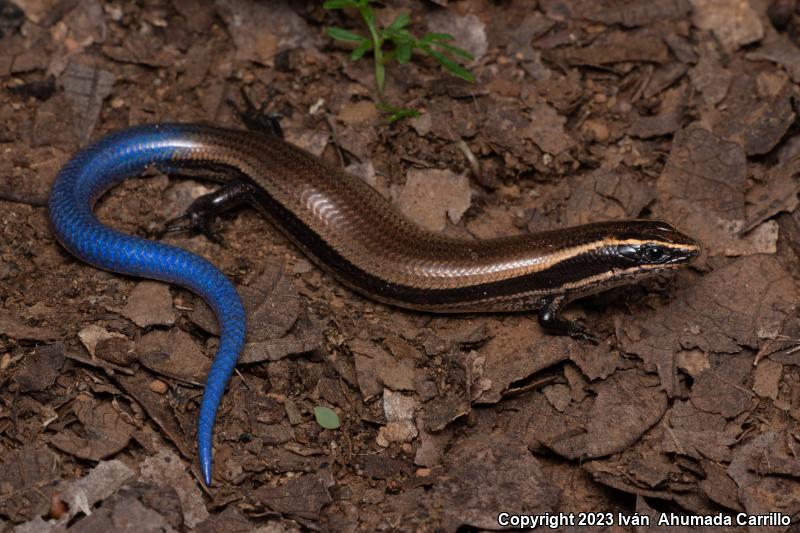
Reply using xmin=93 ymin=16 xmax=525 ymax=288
xmin=201 ymin=455 xmax=212 ymax=486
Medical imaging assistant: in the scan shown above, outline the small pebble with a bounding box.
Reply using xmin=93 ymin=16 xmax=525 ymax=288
xmin=149 ymin=379 xmax=169 ymax=394
xmin=49 ymin=494 xmax=67 ymax=519
xmin=0 ymin=353 xmax=10 ymax=371
xmin=583 ymin=119 xmax=609 ymax=142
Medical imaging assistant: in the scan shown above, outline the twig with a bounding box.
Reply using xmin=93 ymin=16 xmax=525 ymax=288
xmin=64 ymin=352 xmax=135 ymax=375
xmin=500 ymin=375 xmax=560 ymax=399
xmin=753 ymin=308 xmax=799 ymax=365
xmin=455 ymin=139 xmax=483 ymax=185
xmin=0 ymin=190 xmax=48 ymax=207
xmin=324 ymin=113 xmax=348 ymax=169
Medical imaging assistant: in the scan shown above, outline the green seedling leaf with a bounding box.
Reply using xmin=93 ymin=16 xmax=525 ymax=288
xmin=327 ymin=26 xmax=368 ymax=43
xmin=324 ymin=4 xmax=475 ymax=111
xmin=386 ymin=108 xmax=421 ymax=122
xmin=314 ymin=406 xmax=341 ymax=429
xmin=428 ymin=32 xmax=455 ymax=41
xmin=377 ymin=102 xmax=421 ymax=123
xmin=387 ymin=13 xmax=410 ymax=32
xmin=431 ymin=41 xmax=474 ymax=60
xmin=384 ymin=27 xmax=414 ymax=45
xmin=427 ymin=48 xmax=475 ymax=82
xmin=395 ymin=42 xmax=412 ymax=63
xmin=420 ymin=32 xmax=454 ymax=44
xmin=351 ymin=41 xmax=372 ymax=60
xmin=323 ymin=0 xmax=359 ymax=9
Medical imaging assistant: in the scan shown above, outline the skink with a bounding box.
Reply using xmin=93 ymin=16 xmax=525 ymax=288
xmin=48 ymin=123 xmax=700 ymax=485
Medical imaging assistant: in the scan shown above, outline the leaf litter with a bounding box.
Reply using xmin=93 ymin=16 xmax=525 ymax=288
xmin=2 ymin=0 xmax=800 ymax=530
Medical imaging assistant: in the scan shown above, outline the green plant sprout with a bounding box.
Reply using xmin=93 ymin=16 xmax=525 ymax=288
xmin=314 ymin=405 xmax=341 ymax=429
xmin=324 ymin=0 xmax=475 ymax=122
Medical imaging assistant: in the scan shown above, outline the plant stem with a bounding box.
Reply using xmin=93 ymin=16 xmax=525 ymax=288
xmin=359 ymin=5 xmax=385 ymax=96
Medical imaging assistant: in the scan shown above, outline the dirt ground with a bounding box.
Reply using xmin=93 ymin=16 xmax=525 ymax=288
xmin=1 ymin=0 xmax=800 ymax=531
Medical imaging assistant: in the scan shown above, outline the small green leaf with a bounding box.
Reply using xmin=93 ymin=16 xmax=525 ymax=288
xmin=419 ymin=32 xmax=453 ymax=46
xmin=387 ymin=13 xmax=410 ymax=32
xmin=425 ymin=32 xmax=455 ymax=42
xmin=326 ymin=26 xmax=368 ymax=43
xmin=384 ymin=27 xmax=414 ymax=45
xmin=323 ymin=0 xmax=358 ymax=10
xmin=377 ymin=102 xmax=421 ymax=123
xmin=428 ymin=49 xmax=475 ymax=83
xmin=431 ymin=41 xmax=473 ymax=61
xmin=395 ymin=42 xmax=412 ymax=63
xmin=351 ymin=42 xmax=372 ymax=60
xmin=314 ymin=406 xmax=340 ymax=429
xmin=386 ymin=108 xmax=421 ymax=123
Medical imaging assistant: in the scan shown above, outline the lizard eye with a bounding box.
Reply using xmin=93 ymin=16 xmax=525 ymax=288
xmin=640 ymin=245 xmax=666 ymax=262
